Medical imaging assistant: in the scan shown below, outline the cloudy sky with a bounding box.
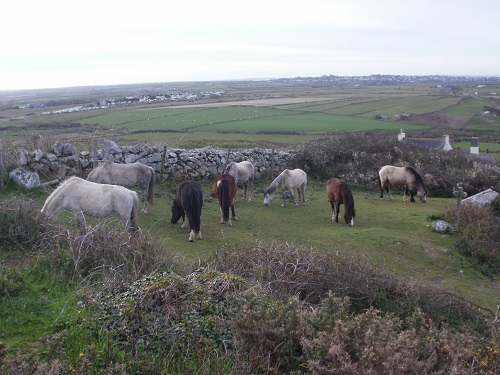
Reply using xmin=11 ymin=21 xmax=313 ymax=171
xmin=1 ymin=0 xmax=498 ymax=90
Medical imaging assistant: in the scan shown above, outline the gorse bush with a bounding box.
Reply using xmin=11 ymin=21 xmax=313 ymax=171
xmin=295 ymin=134 xmax=500 ymax=196
xmin=2 ymin=237 xmax=500 ymax=374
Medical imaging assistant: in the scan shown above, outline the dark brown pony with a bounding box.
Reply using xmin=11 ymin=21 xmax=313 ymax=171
xmin=213 ymin=174 xmax=237 ymax=226
xmin=326 ymin=178 xmax=356 ymax=227
xmin=171 ymin=179 xmax=203 ymax=242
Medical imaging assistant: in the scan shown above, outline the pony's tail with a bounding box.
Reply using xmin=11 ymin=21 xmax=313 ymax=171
xmin=219 ymin=179 xmax=230 ymax=221
xmin=148 ymin=167 xmax=155 ymax=207
xmin=194 ymin=198 xmax=202 ymax=233
xmin=130 ymin=193 xmax=140 ymax=235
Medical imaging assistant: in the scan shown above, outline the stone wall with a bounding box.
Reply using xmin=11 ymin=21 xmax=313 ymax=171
xmin=18 ymin=140 xmax=297 ymax=179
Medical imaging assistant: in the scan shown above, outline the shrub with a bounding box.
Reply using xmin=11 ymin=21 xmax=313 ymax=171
xmin=209 ymin=243 xmax=485 ymax=326
xmin=447 ymin=202 xmax=500 ymax=273
xmin=295 ymin=134 xmax=500 ymax=197
xmin=80 ymin=269 xmax=248 ymax=374
xmin=300 ymin=294 xmax=500 ymax=375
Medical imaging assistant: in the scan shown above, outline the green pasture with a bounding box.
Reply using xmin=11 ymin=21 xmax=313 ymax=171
xmin=440 ymin=97 xmax=487 ymax=115
xmin=31 ymin=178 xmax=499 ymax=312
xmin=118 ymin=131 xmax=323 ymax=149
xmin=295 ymin=95 xmax=463 ymax=118
xmin=79 ymin=106 xmax=427 ymax=134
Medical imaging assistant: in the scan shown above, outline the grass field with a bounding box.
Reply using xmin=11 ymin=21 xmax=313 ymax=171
xmin=26 ymin=177 xmax=498 ymax=313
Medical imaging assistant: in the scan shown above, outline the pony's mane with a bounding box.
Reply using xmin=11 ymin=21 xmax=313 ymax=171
xmin=42 ymin=177 xmax=78 ymax=209
xmin=346 ymin=190 xmax=356 ymax=218
xmin=267 ymin=170 xmax=288 ymax=194
xmin=405 ymin=166 xmax=425 ymax=188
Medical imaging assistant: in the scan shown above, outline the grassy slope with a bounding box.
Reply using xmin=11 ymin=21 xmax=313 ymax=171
xmin=109 ymin=178 xmax=498 ymax=312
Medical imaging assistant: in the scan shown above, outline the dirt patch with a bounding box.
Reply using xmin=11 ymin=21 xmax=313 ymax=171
xmin=405 ymin=113 xmax=472 ymax=128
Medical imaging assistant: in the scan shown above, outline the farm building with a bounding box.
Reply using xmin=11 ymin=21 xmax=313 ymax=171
xmin=398 ymin=129 xmax=453 ymax=151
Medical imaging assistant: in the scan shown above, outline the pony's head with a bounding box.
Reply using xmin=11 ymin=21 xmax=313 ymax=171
xmin=417 ymin=187 xmax=427 ymax=203
xmin=264 ymin=190 xmax=275 ymax=206
xmin=171 ymin=201 xmax=183 ymax=224
xmin=344 ymin=209 xmax=355 ymax=227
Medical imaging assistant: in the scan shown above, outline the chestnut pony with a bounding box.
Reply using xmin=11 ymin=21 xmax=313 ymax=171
xmin=213 ymin=174 xmax=237 ymax=226
xmin=326 ymin=178 xmax=355 ymax=227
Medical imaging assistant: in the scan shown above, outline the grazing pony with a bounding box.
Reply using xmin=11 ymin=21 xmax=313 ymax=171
xmin=213 ymin=174 xmax=237 ymax=226
xmin=40 ymin=176 xmax=139 ymax=235
xmin=87 ymin=161 xmax=155 ymax=214
xmin=264 ymin=168 xmax=307 ymax=207
xmin=378 ymin=165 xmax=427 ymax=203
xmin=224 ymin=161 xmax=255 ymax=202
xmin=326 ymin=178 xmax=356 ymax=227
xmin=171 ymin=179 xmax=203 ymax=242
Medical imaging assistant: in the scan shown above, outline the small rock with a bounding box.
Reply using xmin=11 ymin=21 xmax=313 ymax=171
xmin=431 ymin=220 xmax=452 ymax=233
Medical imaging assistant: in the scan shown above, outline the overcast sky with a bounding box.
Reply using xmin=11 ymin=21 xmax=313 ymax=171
xmin=1 ymin=0 xmax=499 ymax=90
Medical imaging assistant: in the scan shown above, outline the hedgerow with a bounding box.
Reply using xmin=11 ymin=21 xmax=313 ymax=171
xmin=295 ymin=134 xmax=500 ymax=197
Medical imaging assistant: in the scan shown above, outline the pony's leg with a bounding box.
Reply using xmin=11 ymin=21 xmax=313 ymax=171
xmin=300 ymin=186 xmax=306 ymax=205
xmin=281 ymin=191 xmax=287 ymax=207
xmin=76 ymin=211 xmax=87 ymax=229
xmin=189 ymin=230 xmax=195 ymax=242
xmin=142 ymin=188 xmax=149 ymax=214
xmin=231 ymin=205 xmax=237 ymax=221
xmin=292 ymin=189 xmax=299 ymax=207
xmin=248 ymin=177 xmax=254 ymax=202
xmin=197 ymin=231 xmax=202 ymax=240
xmin=409 ymin=188 xmax=416 ymax=203
xmin=242 ymin=181 xmax=247 ymax=201
xmin=335 ymin=204 xmax=340 ymax=223
xmin=181 ymin=213 xmax=186 ymax=228
xmin=219 ymin=206 xmax=225 ymax=224
xmin=403 ymin=186 xmax=408 ymax=202
xmin=330 ymin=201 xmax=336 ymax=221
xmin=386 ymin=185 xmax=393 ymax=200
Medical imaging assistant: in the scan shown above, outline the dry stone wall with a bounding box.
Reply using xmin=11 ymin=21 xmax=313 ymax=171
xmin=18 ymin=140 xmax=296 ymax=179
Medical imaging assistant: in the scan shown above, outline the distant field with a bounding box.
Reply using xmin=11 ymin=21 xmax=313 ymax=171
xmin=79 ymin=106 xmax=427 ymax=133
xmin=1 ymin=81 xmax=498 ymax=150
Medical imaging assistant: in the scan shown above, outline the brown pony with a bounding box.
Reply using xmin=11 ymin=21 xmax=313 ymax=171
xmin=213 ymin=174 xmax=237 ymax=226
xmin=326 ymin=178 xmax=355 ymax=227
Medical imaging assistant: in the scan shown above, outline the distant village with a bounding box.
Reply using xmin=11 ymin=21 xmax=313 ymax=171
xmin=16 ymin=74 xmax=500 ymax=116
xmin=33 ymin=91 xmax=225 ymax=115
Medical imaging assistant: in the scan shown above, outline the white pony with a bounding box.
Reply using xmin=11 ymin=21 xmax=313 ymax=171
xmin=264 ymin=168 xmax=307 ymax=207
xmin=41 ymin=176 xmax=139 ymax=235
xmin=224 ymin=161 xmax=255 ymax=202
xmin=87 ymin=161 xmax=155 ymax=214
